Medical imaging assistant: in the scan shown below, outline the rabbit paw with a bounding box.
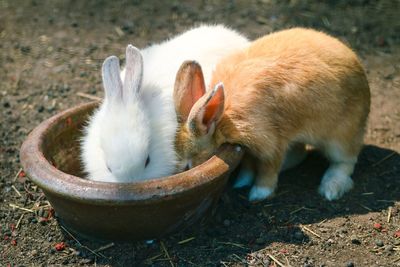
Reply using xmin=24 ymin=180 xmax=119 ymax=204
xmin=318 ymin=169 xmax=353 ymax=201
xmin=248 ymin=185 xmax=274 ymax=202
xmin=233 ymin=169 xmax=254 ymax=188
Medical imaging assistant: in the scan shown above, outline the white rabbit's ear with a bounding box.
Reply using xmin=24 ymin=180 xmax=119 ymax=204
xmin=123 ymin=44 xmax=143 ymax=102
xmin=102 ymin=56 xmax=123 ymax=102
xmin=187 ymin=82 xmax=225 ymax=137
xmin=173 ymin=61 xmax=206 ymax=123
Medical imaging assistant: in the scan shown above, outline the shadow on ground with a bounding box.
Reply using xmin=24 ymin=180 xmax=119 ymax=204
xmin=59 ymin=145 xmax=399 ymax=266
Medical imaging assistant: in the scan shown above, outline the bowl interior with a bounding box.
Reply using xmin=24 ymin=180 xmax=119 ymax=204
xmin=23 ymin=101 xmax=244 ymax=201
xmin=41 ymin=103 xmax=96 ymax=178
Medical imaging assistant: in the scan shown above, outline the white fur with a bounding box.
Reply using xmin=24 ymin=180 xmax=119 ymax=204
xmin=318 ymin=143 xmax=357 ymax=200
xmin=81 ymin=25 xmax=249 ymax=182
xmin=290 ymin=136 xmax=358 ymax=201
xmin=248 ymin=185 xmax=275 ymax=202
xmin=318 ymin=166 xmax=354 ymax=200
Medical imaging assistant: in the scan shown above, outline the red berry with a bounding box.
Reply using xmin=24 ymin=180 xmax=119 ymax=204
xmin=373 ymin=223 xmax=382 ymax=230
xmin=394 ymin=231 xmax=400 ymax=238
xmin=55 ymin=242 xmax=66 ymax=251
xmin=280 ymin=249 xmax=288 ymax=254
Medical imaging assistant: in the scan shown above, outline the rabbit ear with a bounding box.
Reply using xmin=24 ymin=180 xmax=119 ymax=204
xmin=187 ymin=82 xmax=225 ymax=137
xmin=173 ymin=61 xmax=206 ymax=122
xmin=102 ymin=56 xmax=123 ymax=102
xmin=123 ymin=44 xmax=143 ymax=102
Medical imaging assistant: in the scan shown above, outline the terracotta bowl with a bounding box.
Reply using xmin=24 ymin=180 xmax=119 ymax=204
xmin=20 ymin=102 xmax=243 ymax=240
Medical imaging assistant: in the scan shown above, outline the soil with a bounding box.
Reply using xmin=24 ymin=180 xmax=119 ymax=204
xmin=1 ymin=0 xmax=400 ymax=266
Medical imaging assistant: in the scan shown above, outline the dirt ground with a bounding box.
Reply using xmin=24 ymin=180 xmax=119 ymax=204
xmin=1 ymin=0 xmax=400 ymax=266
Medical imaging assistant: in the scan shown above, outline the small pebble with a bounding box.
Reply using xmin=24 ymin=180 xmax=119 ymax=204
xmin=262 ymin=257 xmax=271 ymax=266
xmin=31 ymin=249 xmax=38 ymax=256
xmin=145 ymin=239 xmax=154 ymax=245
xmin=37 ymin=105 xmax=45 ymax=112
xmin=223 ymin=219 xmax=230 ymax=227
xmin=375 ymin=239 xmax=384 ymax=247
xmin=346 ymin=262 xmax=354 ymax=267
xmin=20 ymin=46 xmax=31 ymax=53
xmin=350 ymin=235 xmax=361 ymax=245
xmin=385 ymin=245 xmax=394 ymax=252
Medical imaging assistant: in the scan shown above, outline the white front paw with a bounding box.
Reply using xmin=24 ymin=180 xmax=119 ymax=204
xmin=318 ymin=171 xmax=353 ymax=201
xmin=248 ymin=185 xmax=274 ymax=202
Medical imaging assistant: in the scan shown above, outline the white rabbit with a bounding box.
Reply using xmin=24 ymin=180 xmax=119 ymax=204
xmin=81 ymin=25 xmax=249 ymax=182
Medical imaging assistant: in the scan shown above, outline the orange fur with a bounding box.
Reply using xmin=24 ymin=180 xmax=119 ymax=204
xmin=174 ymin=28 xmax=370 ymax=201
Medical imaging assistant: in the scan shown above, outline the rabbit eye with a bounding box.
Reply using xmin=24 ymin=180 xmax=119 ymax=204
xmin=145 ymin=155 xmax=150 ymax=168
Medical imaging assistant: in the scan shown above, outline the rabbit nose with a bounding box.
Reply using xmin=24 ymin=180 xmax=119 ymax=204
xmin=106 ymin=165 xmax=112 ymax=173
xmin=106 ymin=163 xmax=122 ymax=174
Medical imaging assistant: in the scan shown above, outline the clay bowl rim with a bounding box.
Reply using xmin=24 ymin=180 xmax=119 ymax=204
xmin=20 ymin=101 xmax=243 ymax=204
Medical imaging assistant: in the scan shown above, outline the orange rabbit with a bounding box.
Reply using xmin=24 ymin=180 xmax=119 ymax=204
xmin=173 ymin=28 xmax=370 ymax=201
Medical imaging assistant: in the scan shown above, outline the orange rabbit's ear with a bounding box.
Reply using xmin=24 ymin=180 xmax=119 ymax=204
xmin=173 ymin=61 xmax=206 ymax=122
xmin=187 ymin=82 xmax=225 ymax=137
